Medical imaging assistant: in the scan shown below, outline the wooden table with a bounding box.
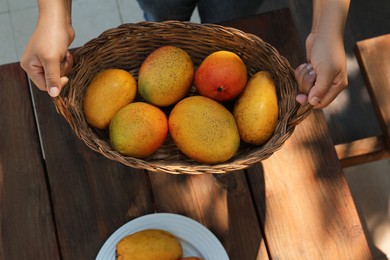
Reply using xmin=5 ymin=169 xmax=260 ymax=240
xmin=0 ymin=8 xmax=372 ymax=260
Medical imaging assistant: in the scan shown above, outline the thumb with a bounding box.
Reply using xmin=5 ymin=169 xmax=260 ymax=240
xmin=307 ymin=71 xmax=332 ymax=107
xmin=43 ymin=59 xmax=62 ymax=97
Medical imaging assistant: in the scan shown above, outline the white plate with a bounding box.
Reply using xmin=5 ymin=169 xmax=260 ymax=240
xmin=96 ymin=213 xmax=229 ymax=260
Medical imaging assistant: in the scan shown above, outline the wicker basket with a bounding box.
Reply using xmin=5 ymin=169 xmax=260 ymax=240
xmin=53 ymin=21 xmax=311 ymax=174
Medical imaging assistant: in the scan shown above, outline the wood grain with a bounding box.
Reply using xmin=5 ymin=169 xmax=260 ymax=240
xmin=248 ymin=110 xmax=372 ymax=259
xmin=224 ymin=9 xmax=371 ymax=259
xmin=335 ymin=136 xmax=390 ymax=168
xmin=356 ymin=34 xmax=390 ymax=150
xmin=0 ymin=63 xmax=60 ymax=259
xmin=30 ymin=85 xmax=156 ymax=259
xmin=148 ymin=171 xmax=268 ymax=259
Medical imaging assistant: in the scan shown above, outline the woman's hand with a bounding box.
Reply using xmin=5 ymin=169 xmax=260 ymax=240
xmin=295 ymin=32 xmax=348 ymax=109
xmin=21 ymin=0 xmax=74 ymax=97
xmin=295 ymin=0 xmax=350 ymax=109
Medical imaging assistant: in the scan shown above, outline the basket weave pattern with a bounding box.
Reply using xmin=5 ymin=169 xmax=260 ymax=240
xmin=54 ymin=21 xmax=311 ymax=174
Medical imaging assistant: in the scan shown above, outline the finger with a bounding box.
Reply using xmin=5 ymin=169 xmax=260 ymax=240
xmin=311 ymin=84 xmax=345 ymax=109
xmin=310 ymin=76 xmax=348 ymax=109
xmin=294 ymin=63 xmax=307 ymax=92
xmin=60 ymin=51 xmax=74 ymax=78
xmin=294 ymin=63 xmax=316 ymax=105
xmin=27 ymin=68 xmax=47 ymax=92
xmin=60 ymin=76 xmax=69 ymax=90
xmin=294 ymin=63 xmax=316 ymax=94
xmin=296 ymin=93 xmax=308 ymax=105
xmin=20 ymin=59 xmax=47 ymax=91
xmin=42 ymin=58 xmax=62 ymax=97
xmin=58 ymin=51 xmax=73 ymax=91
xmin=307 ymin=71 xmax=334 ymax=107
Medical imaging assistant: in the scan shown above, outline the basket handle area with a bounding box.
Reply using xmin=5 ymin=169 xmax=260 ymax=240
xmin=287 ymin=103 xmax=312 ymax=126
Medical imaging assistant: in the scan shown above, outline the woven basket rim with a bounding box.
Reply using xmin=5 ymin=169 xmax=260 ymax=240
xmin=53 ymin=20 xmax=312 ymax=174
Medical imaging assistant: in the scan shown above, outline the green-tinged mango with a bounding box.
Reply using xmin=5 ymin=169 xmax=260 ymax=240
xmin=138 ymin=46 xmax=194 ymax=107
xmin=109 ymin=102 xmax=168 ymax=158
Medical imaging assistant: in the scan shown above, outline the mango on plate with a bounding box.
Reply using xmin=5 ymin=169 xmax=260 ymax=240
xmin=116 ymin=229 xmax=182 ymax=260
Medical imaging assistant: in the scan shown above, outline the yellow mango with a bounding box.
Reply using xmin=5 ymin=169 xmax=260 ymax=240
xmin=233 ymin=71 xmax=278 ymax=145
xmin=169 ymin=96 xmax=240 ymax=164
xmin=116 ymin=229 xmax=182 ymax=260
xmin=83 ymin=68 xmax=137 ymax=129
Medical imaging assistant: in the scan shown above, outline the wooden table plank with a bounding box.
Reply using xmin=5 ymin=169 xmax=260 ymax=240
xmin=249 ymin=111 xmax=372 ymax=259
xmin=30 ymin=87 xmax=156 ymax=259
xmin=148 ymin=171 xmax=268 ymax=259
xmin=224 ymin=9 xmax=371 ymax=259
xmin=0 ymin=63 xmax=60 ymax=259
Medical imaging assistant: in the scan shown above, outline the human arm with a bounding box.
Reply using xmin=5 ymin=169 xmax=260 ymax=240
xmin=20 ymin=0 xmax=74 ymax=97
xmin=295 ymin=0 xmax=350 ymax=109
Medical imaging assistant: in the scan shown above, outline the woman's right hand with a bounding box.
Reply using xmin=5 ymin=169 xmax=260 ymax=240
xmin=21 ymin=16 xmax=75 ymax=97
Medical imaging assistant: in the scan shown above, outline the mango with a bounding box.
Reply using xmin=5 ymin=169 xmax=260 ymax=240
xmin=194 ymin=50 xmax=247 ymax=102
xmin=233 ymin=71 xmax=278 ymax=145
xmin=109 ymin=102 xmax=168 ymax=158
xmin=169 ymin=96 xmax=240 ymax=164
xmin=116 ymin=229 xmax=182 ymax=260
xmin=138 ymin=46 xmax=194 ymax=107
xmin=83 ymin=68 xmax=137 ymax=129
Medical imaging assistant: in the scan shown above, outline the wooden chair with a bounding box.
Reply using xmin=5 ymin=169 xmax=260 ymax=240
xmin=335 ymin=34 xmax=390 ymax=167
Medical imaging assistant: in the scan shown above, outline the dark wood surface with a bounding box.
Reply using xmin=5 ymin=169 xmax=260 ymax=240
xmin=0 ymin=8 xmax=371 ymax=260
xmin=0 ymin=64 xmax=60 ymax=259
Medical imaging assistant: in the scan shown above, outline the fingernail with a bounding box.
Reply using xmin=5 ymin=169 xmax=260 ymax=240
xmin=64 ymin=77 xmax=69 ymax=85
xmin=309 ymin=69 xmax=316 ymax=76
xmin=306 ymin=64 xmax=313 ymax=70
xmin=298 ymin=63 xmax=307 ymax=70
xmin=49 ymin=86 xmax=60 ymax=97
xmin=296 ymin=94 xmax=308 ymax=105
xmin=309 ymin=96 xmax=320 ymax=106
